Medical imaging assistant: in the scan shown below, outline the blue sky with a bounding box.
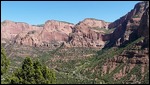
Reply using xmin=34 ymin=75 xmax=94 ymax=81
xmin=1 ymin=1 xmax=140 ymax=25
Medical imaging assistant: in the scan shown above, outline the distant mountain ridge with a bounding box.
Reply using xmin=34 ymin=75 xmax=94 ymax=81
xmin=1 ymin=1 xmax=149 ymax=49
xmin=1 ymin=18 xmax=110 ymax=49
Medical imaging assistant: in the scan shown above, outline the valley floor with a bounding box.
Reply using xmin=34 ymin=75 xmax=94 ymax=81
xmin=1 ymin=37 xmax=149 ymax=84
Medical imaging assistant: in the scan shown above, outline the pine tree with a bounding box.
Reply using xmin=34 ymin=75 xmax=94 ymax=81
xmin=1 ymin=47 xmax=9 ymax=75
xmin=42 ymin=65 xmax=56 ymax=84
xmin=33 ymin=60 xmax=45 ymax=84
xmin=21 ymin=57 xmax=35 ymax=84
xmin=9 ymin=57 xmax=56 ymax=84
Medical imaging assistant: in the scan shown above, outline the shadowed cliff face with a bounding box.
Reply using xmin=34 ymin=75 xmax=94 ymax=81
xmin=137 ymin=7 xmax=149 ymax=48
xmin=99 ymin=2 xmax=149 ymax=83
xmin=105 ymin=1 xmax=149 ymax=47
xmin=138 ymin=7 xmax=149 ymax=38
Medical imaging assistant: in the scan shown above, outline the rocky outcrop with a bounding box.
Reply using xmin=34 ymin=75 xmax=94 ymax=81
xmin=105 ymin=1 xmax=149 ymax=47
xmin=43 ymin=20 xmax=74 ymax=35
xmin=108 ymin=1 xmax=147 ymax=29
xmin=14 ymin=30 xmax=42 ymax=46
xmin=101 ymin=34 xmax=112 ymax=41
xmin=1 ymin=18 xmax=110 ymax=48
xmin=138 ymin=7 xmax=149 ymax=37
xmin=77 ymin=18 xmax=110 ymax=30
xmin=1 ymin=20 xmax=41 ymax=43
xmin=14 ymin=20 xmax=74 ymax=47
xmin=101 ymin=10 xmax=149 ymax=79
xmin=137 ymin=7 xmax=149 ymax=48
xmin=101 ymin=39 xmax=149 ymax=81
xmin=68 ymin=18 xmax=110 ymax=48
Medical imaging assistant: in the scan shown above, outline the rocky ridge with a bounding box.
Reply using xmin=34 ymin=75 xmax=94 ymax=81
xmin=1 ymin=18 xmax=110 ymax=48
xmin=106 ymin=1 xmax=149 ymax=47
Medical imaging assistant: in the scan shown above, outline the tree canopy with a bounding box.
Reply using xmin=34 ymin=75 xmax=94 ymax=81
xmin=1 ymin=47 xmax=9 ymax=75
xmin=9 ymin=57 xmax=56 ymax=84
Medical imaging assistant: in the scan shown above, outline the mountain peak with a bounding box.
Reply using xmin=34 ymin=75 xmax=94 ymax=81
xmin=2 ymin=20 xmax=14 ymax=23
xmin=45 ymin=20 xmax=74 ymax=25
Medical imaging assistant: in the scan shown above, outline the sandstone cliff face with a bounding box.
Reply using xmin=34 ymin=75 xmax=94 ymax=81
xmin=106 ymin=1 xmax=149 ymax=47
xmin=14 ymin=29 xmax=43 ymax=46
xmin=77 ymin=18 xmax=110 ymax=30
xmin=1 ymin=18 xmax=110 ymax=48
xmin=40 ymin=20 xmax=73 ymax=42
xmin=1 ymin=20 xmax=43 ymax=46
xmin=100 ymin=2 xmax=149 ymax=83
xmin=108 ymin=1 xmax=147 ymax=29
xmin=14 ymin=20 xmax=74 ymax=47
xmin=1 ymin=20 xmax=40 ymax=42
xmin=43 ymin=20 xmax=74 ymax=35
xmin=68 ymin=18 xmax=110 ymax=48
xmin=101 ymin=39 xmax=149 ymax=82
